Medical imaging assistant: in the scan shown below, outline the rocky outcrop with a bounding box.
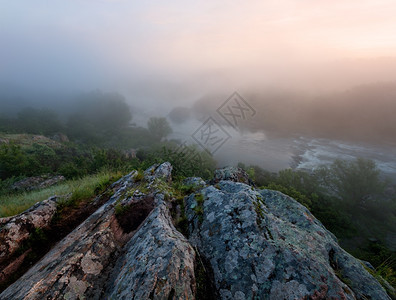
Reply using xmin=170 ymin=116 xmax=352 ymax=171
xmin=0 ymin=163 xmax=195 ymax=299
xmin=51 ymin=133 xmax=69 ymax=143
xmin=11 ymin=175 xmax=65 ymax=192
xmin=186 ymin=180 xmax=391 ymax=299
xmin=0 ymin=197 xmax=58 ymax=266
xmin=144 ymin=161 xmax=173 ymax=182
xmin=0 ymin=163 xmax=392 ymax=299
xmin=0 ymin=172 xmax=137 ymax=300
xmin=106 ymin=194 xmax=196 ymax=299
xmin=0 ymin=138 xmax=9 ymax=145
xmin=212 ymin=166 xmax=250 ymax=185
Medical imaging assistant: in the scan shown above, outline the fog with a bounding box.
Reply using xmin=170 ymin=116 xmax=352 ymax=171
xmin=2 ymin=1 xmax=396 ymax=90
xmin=1 ymin=1 xmax=396 ymax=274
xmin=1 ymin=0 xmax=396 ymax=174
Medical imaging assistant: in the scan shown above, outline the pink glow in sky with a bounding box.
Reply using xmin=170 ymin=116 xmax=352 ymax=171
xmin=1 ymin=0 xmax=396 ymax=89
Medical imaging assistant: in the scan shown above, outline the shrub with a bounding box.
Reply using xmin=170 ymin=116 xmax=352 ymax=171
xmin=263 ymin=182 xmax=312 ymax=209
xmin=147 ymin=117 xmax=172 ymax=141
xmin=316 ymin=158 xmax=385 ymax=209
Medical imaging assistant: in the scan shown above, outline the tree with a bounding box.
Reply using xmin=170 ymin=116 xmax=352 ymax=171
xmin=66 ymin=91 xmax=132 ymax=143
xmin=317 ymin=158 xmax=385 ymax=208
xmin=147 ymin=117 xmax=172 ymax=141
xmin=17 ymin=108 xmax=63 ymax=135
xmin=168 ymin=107 xmax=190 ymax=124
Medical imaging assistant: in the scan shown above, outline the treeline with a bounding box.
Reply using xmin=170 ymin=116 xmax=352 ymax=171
xmin=0 ymin=143 xmax=134 ymax=181
xmin=0 ymin=91 xmax=172 ymax=149
xmin=0 ymin=139 xmax=216 ymax=192
xmin=0 ymin=90 xmax=217 ymax=190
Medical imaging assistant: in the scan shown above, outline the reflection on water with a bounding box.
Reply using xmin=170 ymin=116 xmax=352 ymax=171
xmin=215 ymin=130 xmax=294 ymax=172
xmin=170 ymin=119 xmax=396 ymax=179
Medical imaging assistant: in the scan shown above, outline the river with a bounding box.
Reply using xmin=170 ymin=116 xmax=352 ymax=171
xmin=169 ymin=119 xmax=396 ymax=180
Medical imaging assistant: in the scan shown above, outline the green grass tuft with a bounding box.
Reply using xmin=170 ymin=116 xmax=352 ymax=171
xmin=0 ymin=171 xmax=122 ymax=218
xmin=134 ymin=170 xmax=144 ymax=182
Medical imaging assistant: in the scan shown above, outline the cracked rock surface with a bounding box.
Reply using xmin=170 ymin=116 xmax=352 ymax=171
xmin=0 ymin=196 xmax=58 ymax=266
xmin=106 ymin=194 xmax=196 ymax=299
xmin=0 ymin=173 xmax=137 ymax=300
xmin=186 ymin=172 xmax=391 ymax=300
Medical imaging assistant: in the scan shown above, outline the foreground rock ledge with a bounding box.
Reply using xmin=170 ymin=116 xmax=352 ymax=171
xmin=0 ymin=163 xmax=392 ymax=300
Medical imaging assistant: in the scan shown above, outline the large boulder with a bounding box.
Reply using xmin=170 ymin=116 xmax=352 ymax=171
xmin=144 ymin=162 xmax=173 ymax=182
xmin=185 ymin=170 xmax=391 ymax=299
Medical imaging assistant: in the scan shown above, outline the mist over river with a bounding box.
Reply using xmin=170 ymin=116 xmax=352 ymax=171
xmin=169 ymin=118 xmax=396 ymax=180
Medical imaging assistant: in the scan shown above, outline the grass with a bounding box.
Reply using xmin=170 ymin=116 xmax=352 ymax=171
xmin=0 ymin=133 xmax=63 ymax=149
xmin=134 ymin=169 xmax=144 ymax=181
xmin=0 ymin=171 xmax=122 ymax=218
xmin=363 ymin=256 xmax=396 ymax=292
xmin=194 ymin=193 xmax=205 ymax=223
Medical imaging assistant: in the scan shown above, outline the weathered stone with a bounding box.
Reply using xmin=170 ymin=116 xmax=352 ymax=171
xmin=106 ymin=194 xmax=196 ymax=299
xmin=11 ymin=175 xmax=65 ymax=192
xmin=183 ymin=177 xmax=207 ymax=189
xmin=0 ymin=138 xmax=9 ymax=145
xmin=185 ymin=172 xmax=391 ymax=300
xmin=144 ymin=162 xmax=172 ymax=182
xmin=0 ymin=196 xmax=58 ymax=266
xmin=51 ymin=133 xmax=69 ymax=143
xmin=212 ymin=166 xmax=250 ymax=184
xmin=0 ymin=162 xmax=193 ymax=300
xmin=0 ymin=173 xmax=137 ymax=300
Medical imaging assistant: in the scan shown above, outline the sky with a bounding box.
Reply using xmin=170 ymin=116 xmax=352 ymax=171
xmin=1 ymin=0 xmax=396 ymax=94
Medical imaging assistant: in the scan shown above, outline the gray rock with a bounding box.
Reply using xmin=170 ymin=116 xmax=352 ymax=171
xmin=0 ymin=173 xmax=136 ymax=300
xmin=106 ymin=194 xmax=196 ymax=299
xmin=183 ymin=177 xmax=207 ymax=189
xmin=0 ymin=138 xmax=9 ymax=145
xmin=51 ymin=133 xmax=69 ymax=143
xmin=144 ymin=162 xmax=173 ymax=182
xmin=0 ymin=196 xmax=58 ymax=266
xmin=212 ymin=166 xmax=250 ymax=184
xmin=185 ymin=180 xmax=391 ymax=299
xmin=0 ymin=163 xmax=192 ymax=300
xmin=11 ymin=175 xmax=66 ymax=192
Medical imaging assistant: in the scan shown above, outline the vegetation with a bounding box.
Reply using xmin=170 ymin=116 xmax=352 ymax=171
xmin=147 ymin=117 xmax=173 ymax=141
xmin=316 ymin=158 xmax=386 ymax=208
xmin=0 ymin=140 xmax=141 ymax=181
xmin=66 ymin=92 xmax=132 ymax=144
xmin=138 ymin=143 xmax=216 ymax=180
xmin=194 ymin=193 xmax=205 ymax=220
xmin=0 ymin=93 xmax=394 ymax=290
xmin=0 ymin=172 xmax=121 ymax=217
xmin=0 ymin=108 xmax=63 ymax=135
xmin=0 ymin=91 xmax=167 ymax=149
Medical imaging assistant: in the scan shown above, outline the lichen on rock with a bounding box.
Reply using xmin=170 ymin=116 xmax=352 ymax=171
xmin=185 ymin=168 xmax=392 ymax=300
